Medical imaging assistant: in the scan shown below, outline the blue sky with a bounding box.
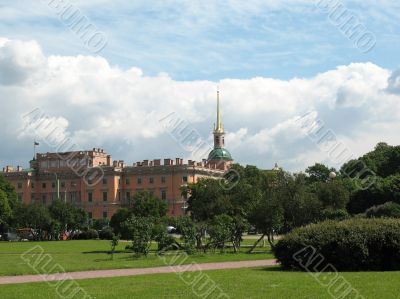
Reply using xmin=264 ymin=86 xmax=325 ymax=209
xmin=0 ymin=1 xmax=400 ymax=171
xmin=1 ymin=0 xmax=399 ymax=81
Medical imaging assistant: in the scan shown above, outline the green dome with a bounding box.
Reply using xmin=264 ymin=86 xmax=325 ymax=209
xmin=208 ymin=148 xmax=233 ymax=161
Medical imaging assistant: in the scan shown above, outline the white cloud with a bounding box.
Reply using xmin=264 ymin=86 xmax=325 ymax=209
xmin=0 ymin=37 xmax=400 ymax=171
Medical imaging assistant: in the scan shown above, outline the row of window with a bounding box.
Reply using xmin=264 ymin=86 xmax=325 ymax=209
xmin=87 ymin=189 xmax=168 ymax=202
xmin=88 ymin=212 xmax=108 ymax=219
xmin=19 ymin=181 xmax=78 ymax=190
xmin=18 ymin=175 xmax=189 ymax=190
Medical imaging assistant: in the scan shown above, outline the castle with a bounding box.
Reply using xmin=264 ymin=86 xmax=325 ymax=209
xmin=1 ymin=92 xmax=233 ymax=219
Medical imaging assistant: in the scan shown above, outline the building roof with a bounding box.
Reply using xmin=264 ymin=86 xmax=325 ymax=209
xmin=208 ymin=148 xmax=233 ymax=161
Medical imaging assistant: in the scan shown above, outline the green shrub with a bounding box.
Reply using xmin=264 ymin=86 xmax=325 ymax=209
xmin=76 ymin=229 xmax=99 ymax=240
xmin=274 ymin=218 xmax=400 ymax=271
xmin=99 ymin=227 xmax=114 ymax=240
xmin=366 ymin=202 xmax=400 ymax=218
xmin=321 ymin=208 xmax=349 ymax=220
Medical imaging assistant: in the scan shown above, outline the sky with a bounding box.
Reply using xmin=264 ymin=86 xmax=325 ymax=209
xmin=0 ymin=0 xmax=400 ymax=171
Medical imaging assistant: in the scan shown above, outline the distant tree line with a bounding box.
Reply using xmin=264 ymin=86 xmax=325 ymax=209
xmin=1 ymin=142 xmax=400 ymax=253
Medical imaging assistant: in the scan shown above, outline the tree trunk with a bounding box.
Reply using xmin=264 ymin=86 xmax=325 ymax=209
xmin=248 ymin=234 xmax=265 ymax=253
xmin=267 ymin=232 xmax=275 ymax=250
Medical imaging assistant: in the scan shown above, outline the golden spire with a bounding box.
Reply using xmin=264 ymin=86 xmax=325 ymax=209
xmin=215 ymin=87 xmax=223 ymax=133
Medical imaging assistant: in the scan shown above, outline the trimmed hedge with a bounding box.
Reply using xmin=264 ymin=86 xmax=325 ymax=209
xmin=274 ymin=218 xmax=400 ymax=271
xmin=73 ymin=229 xmax=99 ymax=240
xmin=366 ymin=202 xmax=400 ymax=218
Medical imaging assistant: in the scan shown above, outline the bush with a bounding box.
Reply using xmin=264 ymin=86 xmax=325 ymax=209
xmin=274 ymin=218 xmax=400 ymax=271
xmin=99 ymin=227 xmax=114 ymax=240
xmin=76 ymin=229 xmax=99 ymax=240
xmin=321 ymin=208 xmax=349 ymax=220
xmin=366 ymin=202 xmax=400 ymax=218
xmin=122 ymin=216 xmax=153 ymax=256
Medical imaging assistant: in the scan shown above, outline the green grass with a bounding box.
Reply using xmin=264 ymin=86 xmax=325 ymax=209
xmin=0 ymin=240 xmax=273 ymax=276
xmin=1 ymin=267 xmax=400 ymax=298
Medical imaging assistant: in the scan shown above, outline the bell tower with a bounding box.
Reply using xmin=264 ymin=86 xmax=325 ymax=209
xmin=207 ymin=88 xmax=233 ymax=170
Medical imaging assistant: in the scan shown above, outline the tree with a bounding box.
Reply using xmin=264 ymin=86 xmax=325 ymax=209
xmin=20 ymin=204 xmax=53 ymax=240
xmin=313 ymin=180 xmax=350 ymax=210
xmin=123 ymin=216 xmax=154 ymax=256
xmin=248 ymin=189 xmax=284 ymax=252
xmin=186 ymin=179 xmax=233 ymax=222
xmin=176 ymin=216 xmax=197 ymax=254
xmin=0 ymin=190 xmax=11 ymax=226
xmin=110 ymin=234 xmax=119 ymax=260
xmin=279 ymin=173 xmax=322 ymax=231
xmin=110 ymin=208 xmax=131 ymax=239
xmin=49 ymin=200 xmax=88 ymax=233
xmin=0 ymin=176 xmax=18 ymax=232
xmin=305 ymin=163 xmax=335 ymax=183
xmin=131 ymin=191 xmax=167 ymax=218
xmin=207 ymin=214 xmax=233 ymax=252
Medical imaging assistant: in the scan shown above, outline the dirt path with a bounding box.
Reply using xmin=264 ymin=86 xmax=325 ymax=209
xmin=0 ymin=259 xmax=278 ymax=285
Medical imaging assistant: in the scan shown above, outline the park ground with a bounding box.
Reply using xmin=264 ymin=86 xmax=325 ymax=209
xmin=0 ymin=240 xmax=399 ymax=298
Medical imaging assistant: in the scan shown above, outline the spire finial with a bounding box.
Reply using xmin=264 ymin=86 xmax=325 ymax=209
xmin=215 ymin=86 xmax=223 ymax=132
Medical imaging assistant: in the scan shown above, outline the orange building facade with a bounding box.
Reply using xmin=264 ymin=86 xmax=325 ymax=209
xmin=1 ymin=91 xmax=234 ymax=219
xmin=1 ymin=150 xmax=229 ymax=219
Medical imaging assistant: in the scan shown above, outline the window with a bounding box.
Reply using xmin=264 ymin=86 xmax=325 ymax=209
xmin=71 ymin=181 xmax=76 ymax=188
xmin=88 ymin=212 xmax=93 ymax=219
xmin=103 ymin=178 xmax=108 ymax=185
xmin=125 ymin=178 xmax=130 ymax=185
xmin=17 ymin=182 xmax=22 ymax=189
xmin=161 ymin=176 xmax=166 ymax=184
xmin=126 ymin=192 xmax=131 ymax=201
xmin=103 ymin=211 xmax=108 ymax=219
xmin=42 ymin=182 xmax=46 ymax=189
xmin=31 ymin=182 xmax=35 ymax=189
xmin=137 ymin=177 xmax=142 ymax=184
xmin=183 ymin=176 xmax=188 ymax=183
xmin=149 ymin=177 xmax=154 ymax=184
xmin=103 ymin=192 xmax=108 ymax=202
xmin=88 ymin=192 xmax=93 ymax=202
xmin=52 ymin=182 xmax=56 ymax=188
xmin=61 ymin=181 xmax=65 ymax=188
xmin=161 ymin=190 xmax=167 ymax=200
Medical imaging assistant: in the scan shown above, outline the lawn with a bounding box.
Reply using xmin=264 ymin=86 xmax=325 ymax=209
xmin=0 ymin=239 xmax=273 ymax=276
xmin=1 ymin=267 xmax=400 ymax=298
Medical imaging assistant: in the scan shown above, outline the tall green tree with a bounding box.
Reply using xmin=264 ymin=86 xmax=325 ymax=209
xmin=131 ymin=191 xmax=167 ymax=218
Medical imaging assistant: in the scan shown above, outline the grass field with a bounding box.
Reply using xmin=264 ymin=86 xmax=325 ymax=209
xmin=0 ymin=239 xmax=273 ymax=276
xmin=1 ymin=267 xmax=400 ymax=298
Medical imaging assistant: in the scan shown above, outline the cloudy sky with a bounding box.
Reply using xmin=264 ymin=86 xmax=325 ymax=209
xmin=0 ymin=0 xmax=400 ymax=171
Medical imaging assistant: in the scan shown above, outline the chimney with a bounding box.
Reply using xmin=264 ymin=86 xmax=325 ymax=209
xmin=17 ymin=166 xmax=23 ymax=172
xmin=175 ymin=158 xmax=180 ymax=165
xmin=149 ymin=161 xmax=153 ymax=167
xmin=164 ymin=159 xmax=171 ymax=165
xmin=136 ymin=162 xmax=142 ymax=167
xmin=154 ymin=159 xmax=161 ymax=166
xmin=106 ymin=155 xmax=112 ymax=166
xmin=142 ymin=160 xmax=149 ymax=166
xmin=113 ymin=161 xmax=118 ymax=167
